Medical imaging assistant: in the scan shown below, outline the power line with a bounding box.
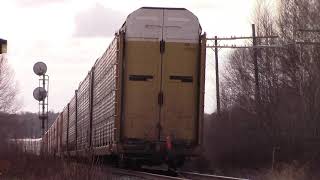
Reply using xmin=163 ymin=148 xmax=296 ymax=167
xmin=206 ymin=24 xmax=278 ymax=116
xmin=296 ymin=29 xmax=320 ymax=33
xmin=206 ymin=44 xmax=284 ymax=49
xmin=295 ymin=41 xmax=320 ymax=45
xmin=207 ymin=35 xmax=278 ymax=41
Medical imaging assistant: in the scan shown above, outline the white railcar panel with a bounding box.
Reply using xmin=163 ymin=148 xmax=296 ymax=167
xmin=126 ymin=8 xmax=163 ymax=41
xmin=163 ymin=9 xmax=200 ymax=43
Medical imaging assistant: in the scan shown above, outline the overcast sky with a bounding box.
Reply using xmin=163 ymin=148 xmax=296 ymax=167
xmin=0 ymin=0 xmax=260 ymax=114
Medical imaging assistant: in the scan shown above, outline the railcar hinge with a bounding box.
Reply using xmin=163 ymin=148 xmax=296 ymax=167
xmin=158 ymin=91 xmax=163 ymax=106
xmin=160 ymin=40 xmax=165 ymax=54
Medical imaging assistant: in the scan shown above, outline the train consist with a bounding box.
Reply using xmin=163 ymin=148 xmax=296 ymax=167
xmin=43 ymin=7 xmax=206 ymax=168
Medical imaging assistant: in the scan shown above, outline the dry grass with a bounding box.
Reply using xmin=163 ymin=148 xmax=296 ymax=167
xmin=229 ymin=162 xmax=320 ymax=180
xmin=0 ymin=146 xmax=113 ymax=180
xmin=252 ymin=163 xmax=308 ymax=180
xmin=193 ymin=160 xmax=319 ymax=180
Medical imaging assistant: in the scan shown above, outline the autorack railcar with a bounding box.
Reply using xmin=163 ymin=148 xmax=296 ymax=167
xmin=44 ymin=7 xmax=206 ymax=168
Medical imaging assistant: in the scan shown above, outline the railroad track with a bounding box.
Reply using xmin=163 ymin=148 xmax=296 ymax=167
xmin=107 ymin=167 xmax=250 ymax=180
xmin=108 ymin=167 xmax=184 ymax=180
xmin=178 ymin=171 xmax=250 ymax=180
xmin=75 ymin=160 xmax=250 ymax=180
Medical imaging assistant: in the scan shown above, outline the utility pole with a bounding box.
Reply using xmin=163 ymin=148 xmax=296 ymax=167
xmin=0 ymin=38 xmax=7 ymax=54
xmin=252 ymin=24 xmax=261 ymax=114
xmin=0 ymin=39 xmax=7 ymax=77
xmin=214 ymin=36 xmax=221 ymax=116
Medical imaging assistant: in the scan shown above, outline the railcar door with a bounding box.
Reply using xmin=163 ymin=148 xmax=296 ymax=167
xmin=123 ymin=8 xmax=163 ymax=141
xmin=160 ymin=9 xmax=200 ymax=142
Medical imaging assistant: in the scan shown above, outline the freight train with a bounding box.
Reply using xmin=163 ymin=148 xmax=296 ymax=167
xmin=43 ymin=7 xmax=206 ymax=169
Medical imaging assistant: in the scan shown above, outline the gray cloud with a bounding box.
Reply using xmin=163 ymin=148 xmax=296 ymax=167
xmin=74 ymin=4 xmax=126 ymax=37
xmin=15 ymin=0 xmax=65 ymax=7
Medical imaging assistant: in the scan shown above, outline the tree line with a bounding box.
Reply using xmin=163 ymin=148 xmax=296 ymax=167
xmin=205 ymin=0 xmax=320 ymax=168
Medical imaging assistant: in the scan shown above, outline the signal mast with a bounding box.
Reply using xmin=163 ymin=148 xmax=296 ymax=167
xmin=33 ymin=62 xmax=49 ymax=137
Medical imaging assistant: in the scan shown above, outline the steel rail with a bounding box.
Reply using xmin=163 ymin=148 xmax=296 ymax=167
xmin=107 ymin=167 xmax=249 ymax=180
xmin=107 ymin=167 xmax=189 ymax=180
xmin=178 ymin=171 xmax=250 ymax=180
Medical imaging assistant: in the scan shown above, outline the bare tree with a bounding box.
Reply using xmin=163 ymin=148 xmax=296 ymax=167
xmin=209 ymin=0 xmax=320 ymax=164
xmin=276 ymin=0 xmax=320 ymax=144
xmin=0 ymin=55 xmax=18 ymax=113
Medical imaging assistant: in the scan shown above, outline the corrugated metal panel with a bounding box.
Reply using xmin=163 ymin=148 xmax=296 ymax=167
xmin=50 ymin=124 xmax=52 ymax=153
xmin=52 ymin=123 xmax=55 ymax=154
xmin=68 ymin=95 xmax=77 ymax=151
xmin=50 ymin=125 xmax=53 ymax=154
xmin=56 ymin=113 xmax=63 ymax=154
xmin=47 ymin=130 xmax=49 ymax=153
xmin=77 ymin=74 xmax=91 ymax=150
xmin=48 ymin=128 xmax=51 ymax=154
xmin=49 ymin=128 xmax=52 ymax=154
xmin=52 ymin=122 xmax=55 ymax=153
xmin=53 ymin=120 xmax=57 ymax=154
xmin=43 ymin=132 xmax=48 ymax=153
xmin=51 ymin=128 xmax=53 ymax=154
xmin=92 ymin=38 xmax=118 ymax=147
xmin=57 ymin=115 xmax=61 ymax=154
xmin=60 ymin=114 xmax=63 ymax=154
xmin=62 ymin=105 xmax=69 ymax=151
